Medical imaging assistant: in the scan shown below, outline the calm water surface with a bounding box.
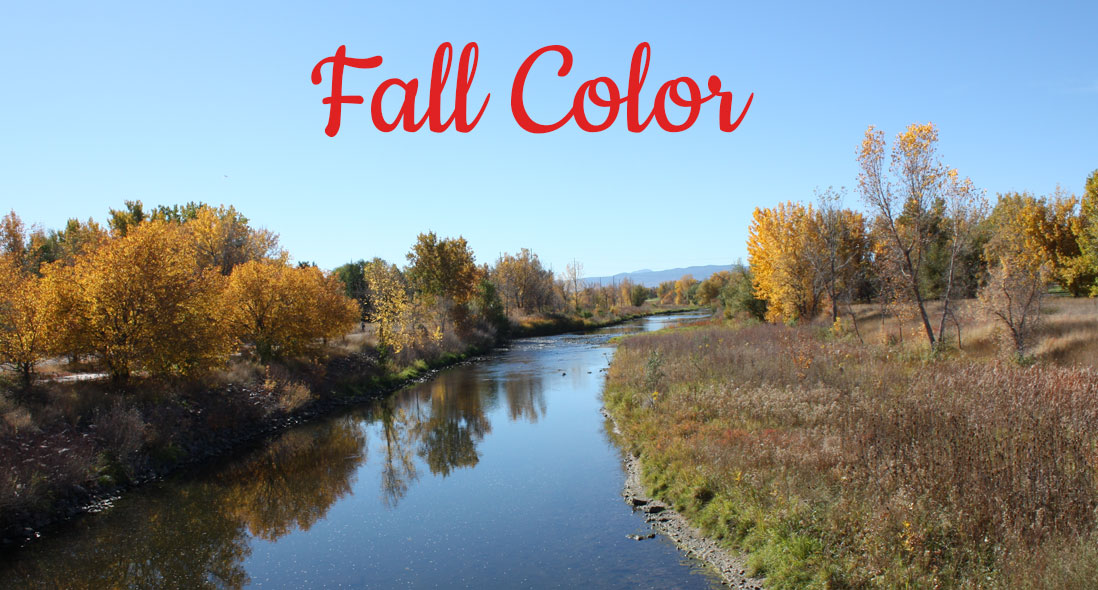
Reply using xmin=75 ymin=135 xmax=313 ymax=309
xmin=0 ymin=313 xmax=722 ymax=589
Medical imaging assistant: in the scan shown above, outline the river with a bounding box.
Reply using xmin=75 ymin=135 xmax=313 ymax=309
xmin=0 ymin=312 xmax=721 ymax=589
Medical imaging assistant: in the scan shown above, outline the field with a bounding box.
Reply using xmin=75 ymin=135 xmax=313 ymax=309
xmin=604 ymin=298 xmax=1098 ymax=589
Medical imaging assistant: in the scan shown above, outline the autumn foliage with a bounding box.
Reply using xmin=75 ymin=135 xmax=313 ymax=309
xmin=225 ymin=260 xmax=359 ymax=363
xmin=743 ymin=122 xmax=1098 ymax=359
xmin=0 ymin=202 xmax=361 ymax=384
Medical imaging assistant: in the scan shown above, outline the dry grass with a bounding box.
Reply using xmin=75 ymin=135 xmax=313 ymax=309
xmin=846 ymin=297 xmax=1098 ymax=368
xmin=606 ymin=315 xmax=1098 ymax=589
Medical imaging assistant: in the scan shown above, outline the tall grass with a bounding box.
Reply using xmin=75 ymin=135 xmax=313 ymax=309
xmin=606 ymin=321 xmax=1098 ymax=588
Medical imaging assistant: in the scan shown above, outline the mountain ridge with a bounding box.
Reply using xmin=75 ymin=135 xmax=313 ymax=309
xmin=583 ymin=264 xmax=737 ymax=288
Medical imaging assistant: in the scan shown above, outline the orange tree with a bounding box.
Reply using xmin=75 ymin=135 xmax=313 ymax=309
xmin=225 ymin=260 xmax=359 ymax=363
xmin=56 ymin=221 xmax=234 ymax=382
xmin=0 ymin=259 xmax=54 ymax=385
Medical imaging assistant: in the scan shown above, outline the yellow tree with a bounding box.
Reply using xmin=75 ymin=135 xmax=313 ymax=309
xmin=987 ymin=190 xmax=1089 ymax=296
xmin=0 ymin=259 xmax=54 ymax=385
xmin=1039 ymin=187 xmax=1094 ymax=296
xmin=225 ymin=260 xmax=359 ymax=362
xmin=747 ymin=202 xmax=821 ymax=322
xmin=0 ymin=211 xmax=28 ymax=270
xmin=186 ymin=204 xmax=281 ymax=275
xmin=980 ymin=194 xmax=1055 ymax=356
xmin=673 ymin=274 xmax=697 ymax=305
xmin=65 ymin=221 xmax=233 ymax=381
xmin=406 ymin=232 xmax=484 ymax=334
xmin=857 ymin=123 xmax=983 ymax=348
xmin=490 ymin=249 xmax=558 ymax=315
xmin=363 ymin=259 xmax=412 ymax=352
xmin=38 ymin=262 xmax=90 ymax=363
xmin=696 ymin=271 xmax=732 ymax=305
xmin=657 ymin=281 xmax=675 ymax=304
xmin=1080 ymin=170 xmax=1098 ymax=295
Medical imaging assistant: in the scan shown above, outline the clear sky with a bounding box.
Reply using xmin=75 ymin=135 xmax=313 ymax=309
xmin=2 ymin=1 xmax=1096 ymax=277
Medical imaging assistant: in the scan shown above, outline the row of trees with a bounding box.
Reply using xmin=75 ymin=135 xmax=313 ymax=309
xmin=0 ymin=203 xmax=359 ymax=384
xmin=333 ymin=246 xmax=663 ymax=355
xmin=744 ymin=122 xmax=1098 ymax=355
xmin=2 ymin=199 xmax=691 ymax=387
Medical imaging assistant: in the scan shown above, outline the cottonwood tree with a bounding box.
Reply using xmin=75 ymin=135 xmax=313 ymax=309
xmin=561 ymin=259 xmax=584 ymax=312
xmin=1080 ymin=170 xmax=1098 ymax=295
xmin=933 ymin=171 xmax=988 ymax=345
xmin=979 ymin=194 xmax=1054 ymax=357
xmin=657 ymin=280 xmax=675 ymax=304
xmin=857 ymin=123 xmax=983 ymax=349
xmin=186 ymin=205 xmax=281 ymax=275
xmin=363 ymin=258 xmax=418 ymax=353
xmin=805 ymin=188 xmax=869 ymax=324
xmin=748 ymin=201 xmax=822 ymax=323
xmin=406 ymin=232 xmax=483 ymax=333
xmin=59 ymin=221 xmax=234 ymax=381
xmin=673 ymin=274 xmax=697 ymax=305
xmin=491 ymin=249 xmax=558 ymax=315
xmin=225 ymin=259 xmax=359 ymax=363
xmin=695 ymin=271 xmax=731 ymax=305
xmin=1039 ymin=186 xmax=1095 ymax=296
xmin=0 ymin=260 xmax=54 ymax=386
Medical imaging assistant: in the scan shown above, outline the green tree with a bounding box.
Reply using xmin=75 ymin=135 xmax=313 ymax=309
xmin=406 ymin=232 xmax=483 ymax=332
xmin=107 ymin=200 xmax=148 ymax=236
xmin=333 ymin=260 xmax=369 ymax=321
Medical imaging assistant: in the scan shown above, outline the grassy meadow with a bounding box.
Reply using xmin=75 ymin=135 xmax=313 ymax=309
xmin=605 ymin=298 xmax=1098 ymax=589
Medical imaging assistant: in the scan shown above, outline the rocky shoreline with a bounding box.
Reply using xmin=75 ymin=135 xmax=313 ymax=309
xmin=603 ymin=409 xmax=765 ymax=589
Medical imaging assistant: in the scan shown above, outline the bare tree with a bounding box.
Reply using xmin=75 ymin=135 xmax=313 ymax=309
xmin=562 ymin=259 xmax=583 ymax=312
xmin=857 ymin=123 xmax=983 ymax=350
xmin=935 ymin=171 xmax=987 ymax=346
xmin=806 ymin=187 xmax=867 ymax=324
xmin=978 ymin=260 xmax=1048 ymax=357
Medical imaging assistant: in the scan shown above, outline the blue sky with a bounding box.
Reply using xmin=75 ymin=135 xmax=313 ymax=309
xmin=2 ymin=1 xmax=1096 ymax=277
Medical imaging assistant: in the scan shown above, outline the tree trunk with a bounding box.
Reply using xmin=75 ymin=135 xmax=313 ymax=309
xmin=902 ymin=248 xmax=936 ymax=348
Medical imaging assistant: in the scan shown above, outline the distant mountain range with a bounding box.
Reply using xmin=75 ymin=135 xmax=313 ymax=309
xmin=583 ymin=264 xmax=738 ymax=288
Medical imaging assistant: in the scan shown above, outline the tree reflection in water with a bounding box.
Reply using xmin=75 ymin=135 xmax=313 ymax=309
xmin=0 ymin=417 xmax=368 ymax=589
xmin=500 ymin=371 xmax=547 ymax=424
xmin=218 ymin=418 xmax=368 ymax=540
xmin=1 ymin=352 xmax=563 ymax=588
xmin=378 ymin=403 xmax=419 ymax=508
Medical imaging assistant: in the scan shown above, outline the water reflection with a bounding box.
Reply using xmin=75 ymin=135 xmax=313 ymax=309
xmin=0 ymin=313 xmax=713 ymax=589
xmin=500 ymin=371 xmax=547 ymax=423
xmin=0 ymin=415 xmax=368 ymax=589
xmin=377 ymin=404 xmax=419 ymax=508
xmin=221 ymin=421 xmax=367 ymax=540
xmin=0 ymin=345 xmax=555 ymax=587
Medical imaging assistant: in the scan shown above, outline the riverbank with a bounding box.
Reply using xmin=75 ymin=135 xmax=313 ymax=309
xmin=0 ymin=304 xmax=696 ymax=550
xmin=0 ymin=343 xmax=491 ymax=548
xmin=603 ymin=408 xmax=764 ymax=589
xmin=604 ymin=317 xmax=1098 ymax=589
xmin=508 ymin=305 xmax=699 ymax=337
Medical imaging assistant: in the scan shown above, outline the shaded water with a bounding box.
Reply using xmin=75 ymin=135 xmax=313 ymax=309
xmin=0 ymin=313 xmax=721 ymax=589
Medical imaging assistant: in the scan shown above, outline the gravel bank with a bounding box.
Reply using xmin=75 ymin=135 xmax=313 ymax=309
xmin=603 ymin=409 xmax=765 ymax=589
